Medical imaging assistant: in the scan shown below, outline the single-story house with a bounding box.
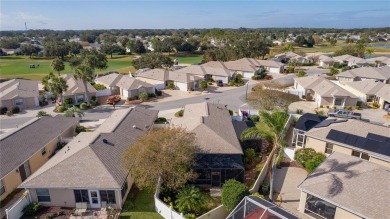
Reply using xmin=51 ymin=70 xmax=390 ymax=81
xmin=168 ymin=71 xmax=203 ymax=91
xmin=0 ymin=79 xmax=40 ymax=110
xmin=0 ymin=116 xmax=78 ymax=201
xmin=298 ymin=152 xmax=390 ymax=219
xmin=224 ymin=58 xmax=285 ymax=78
xmin=135 ymin=68 xmax=169 ymax=90
xmin=337 ymin=66 xmax=390 ymax=84
xmin=344 ymin=80 xmax=386 ymax=102
xmin=20 ymin=107 xmax=158 ymax=209
xmin=318 ymin=55 xmax=335 ymax=68
xmin=304 ymin=119 xmax=390 ymax=166
xmin=333 ymin=55 xmax=367 ymax=67
xmin=62 ymin=74 xmax=97 ymax=104
xmin=227 ymin=196 xmax=300 ymax=219
xmin=375 ymin=84 xmax=390 ymax=110
xmin=274 ymin=51 xmax=310 ymax=64
xmin=176 ymin=64 xmax=232 ymax=84
xmin=365 ymin=56 xmax=390 ymax=67
xmin=292 ymin=113 xmax=327 ymax=148
xmin=171 ymin=102 xmax=244 ymax=188
xmin=95 ymin=73 xmax=155 ymax=98
xmin=294 ymin=76 xmax=358 ymax=107
xmin=257 ymin=60 xmax=286 ymax=74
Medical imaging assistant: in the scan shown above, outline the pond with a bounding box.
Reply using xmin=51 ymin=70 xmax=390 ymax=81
xmin=368 ymin=43 xmax=390 ymax=48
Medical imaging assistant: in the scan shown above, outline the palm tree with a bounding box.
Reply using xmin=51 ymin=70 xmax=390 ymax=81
xmin=175 ymin=185 xmax=207 ymax=214
xmin=48 ymin=76 xmax=68 ymax=106
xmin=74 ymin=64 xmax=93 ymax=104
xmin=240 ymin=109 xmax=289 ymax=200
xmin=50 ymin=58 xmax=65 ymax=76
xmin=64 ymin=106 xmax=84 ymax=118
xmin=366 ymin=48 xmax=375 ymax=57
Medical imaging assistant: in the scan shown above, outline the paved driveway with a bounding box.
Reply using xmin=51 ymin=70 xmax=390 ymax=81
xmin=274 ymin=166 xmax=310 ymax=219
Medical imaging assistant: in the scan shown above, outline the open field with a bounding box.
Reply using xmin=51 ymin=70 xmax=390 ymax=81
xmin=0 ymin=53 xmax=204 ymax=80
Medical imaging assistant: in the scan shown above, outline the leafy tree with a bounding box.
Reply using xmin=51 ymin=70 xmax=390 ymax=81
xmin=74 ymin=64 xmax=94 ymax=104
xmin=50 ymin=58 xmax=65 ymax=76
xmin=19 ymin=44 xmax=41 ymax=58
xmin=294 ymin=148 xmax=317 ymax=167
xmin=126 ymin=40 xmax=146 ymax=54
xmin=329 ymin=38 xmax=337 ymax=46
xmin=44 ymin=41 xmax=70 ymax=59
xmin=294 ymin=35 xmax=307 ymax=47
xmin=100 ymin=43 xmax=123 ymax=58
xmin=132 ymin=53 xmax=173 ymax=69
xmin=47 ymin=76 xmax=68 ymax=105
xmin=282 ymin=43 xmax=295 ymax=52
xmin=199 ymin=81 xmax=208 ymax=90
xmin=306 ymin=35 xmax=315 ymax=48
xmin=68 ymin=41 xmax=83 ymax=56
xmin=355 ymin=40 xmax=367 ymax=57
xmin=329 ymin=67 xmax=339 ymax=75
xmin=334 ymin=45 xmax=359 ymax=57
xmin=64 ymin=106 xmax=84 ymax=118
xmin=80 ymin=33 xmax=96 ymax=43
xmin=123 ymin=127 xmax=199 ymax=191
xmin=175 ymin=185 xmax=207 ymax=214
xmin=297 ymin=70 xmax=306 ymax=77
xmin=221 ymin=179 xmax=250 ymax=212
xmin=0 ymin=38 xmax=20 ymax=49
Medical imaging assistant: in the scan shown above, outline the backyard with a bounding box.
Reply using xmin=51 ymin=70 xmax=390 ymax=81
xmin=119 ymin=187 xmax=162 ymax=219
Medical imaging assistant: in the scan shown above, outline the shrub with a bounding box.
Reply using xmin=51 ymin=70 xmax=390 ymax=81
xmin=156 ymin=90 xmax=163 ymax=96
xmin=64 ymin=97 xmax=73 ymax=106
xmin=297 ymin=70 xmax=306 ymax=77
xmin=355 ymin=105 xmax=360 ymax=110
xmin=56 ymin=105 xmax=66 ymax=113
xmin=167 ymin=81 xmax=175 ymax=90
xmin=37 ymin=111 xmax=51 ymax=117
xmin=287 ymin=66 xmax=295 ymax=73
xmin=75 ymin=125 xmax=87 ymax=134
xmin=93 ymin=83 xmax=107 ymax=90
xmin=346 ymin=106 xmax=352 ymax=111
xmin=256 ymin=162 xmax=265 ymax=174
xmin=139 ymin=92 xmax=149 ymax=101
xmin=0 ymin=106 xmax=7 ymax=115
xmin=6 ymin=110 xmax=13 ymax=116
xmin=89 ymin=100 xmax=98 ymax=106
xmin=175 ymin=109 xmax=184 ymax=117
xmin=294 ymin=148 xmax=317 ymax=167
xmin=326 ymin=106 xmax=330 ymax=109
xmin=320 ymin=105 xmax=323 ymax=108
xmin=91 ymin=96 xmax=97 ymax=101
xmin=244 ymin=148 xmax=256 ymax=169
xmin=79 ymin=103 xmax=88 ymax=110
xmin=11 ymin=106 xmax=20 ymax=114
xmin=127 ymin=97 xmax=134 ymax=101
xmin=305 ymin=153 xmax=326 ymax=173
xmin=185 ymin=213 xmax=196 ymax=219
xmin=155 ymin=117 xmax=168 ymax=124
xmin=229 ymin=109 xmax=233 ymax=116
xmin=315 ymin=110 xmax=325 ymax=116
xmin=175 ymin=185 xmax=206 ymax=214
xmin=148 ymin=93 xmax=156 ymax=98
xmin=372 ymin=102 xmax=379 ymax=108
xmin=252 ymin=192 xmax=265 ymax=199
xmin=356 ymin=101 xmax=363 ymax=107
xmin=23 ymin=202 xmax=43 ymax=216
xmin=200 ymin=81 xmax=208 ymax=90
xmin=222 ymin=179 xmax=250 ymax=212
xmin=251 ymin=115 xmax=260 ymax=122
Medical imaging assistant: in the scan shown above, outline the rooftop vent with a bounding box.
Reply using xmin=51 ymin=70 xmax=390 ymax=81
xmin=132 ymin=125 xmax=137 ymax=129
xmin=103 ymin=139 xmax=108 ymax=144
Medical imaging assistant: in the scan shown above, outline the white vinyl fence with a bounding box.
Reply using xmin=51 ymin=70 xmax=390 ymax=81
xmin=6 ymin=191 xmax=31 ymax=219
xmin=154 ymin=179 xmax=184 ymax=219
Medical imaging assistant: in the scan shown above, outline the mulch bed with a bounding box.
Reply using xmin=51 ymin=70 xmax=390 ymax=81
xmin=21 ymin=207 xmax=74 ymax=219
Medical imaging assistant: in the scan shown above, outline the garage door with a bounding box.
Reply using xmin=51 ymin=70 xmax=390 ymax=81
xmin=269 ymin=67 xmax=281 ymax=74
xmin=243 ymin=72 xmax=254 ymax=78
xmin=214 ymin=76 xmax=228 ymax=84
xmin=175 ymin=82 xmax=188 ymax=91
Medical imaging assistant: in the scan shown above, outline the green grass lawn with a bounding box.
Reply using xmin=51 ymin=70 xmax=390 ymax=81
xmin=0 ymin=55 xmax=135 ymax=80
xmin=169 ymin=54 xmax=203 ymax=64
xmin=119 ymin=188 xmax=163 ymax=219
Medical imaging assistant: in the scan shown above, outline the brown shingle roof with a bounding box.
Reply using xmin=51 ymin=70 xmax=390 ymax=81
xmin=0 ymin=116 xmax=79 ymax=179
xmin=20 ymin=107 xmax=158 ymax=189
xmin=298 ymin=152 xmax=390 ymax=219
xmin=0 ymin=79 xmax=39 ymax=100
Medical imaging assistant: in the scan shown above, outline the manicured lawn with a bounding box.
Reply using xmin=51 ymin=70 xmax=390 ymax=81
xmin=169 ymin=54 xmax=203 ymax=64
xmin=119 ymin=188 xmax=163 ymax=219
xmin=0 ymin=55 xmax=135 ymax=80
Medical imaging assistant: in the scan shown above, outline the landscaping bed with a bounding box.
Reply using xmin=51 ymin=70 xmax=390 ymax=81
xmin=21 ymin=206 xmax=74 ymax=219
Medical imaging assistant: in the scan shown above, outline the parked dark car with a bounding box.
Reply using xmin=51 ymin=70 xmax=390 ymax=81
xmin=216 ymin=80 xmax=224 ymax=87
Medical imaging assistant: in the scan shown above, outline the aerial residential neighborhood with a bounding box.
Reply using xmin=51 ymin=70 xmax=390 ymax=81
xmin=1 ymin=1 xmax=390 ymax=219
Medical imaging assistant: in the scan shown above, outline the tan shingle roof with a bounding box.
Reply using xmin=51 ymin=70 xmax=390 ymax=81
xmin=365 ymin=56 xmax=390 ymax=65
xmin=333 ymin=55 xmax=366 ymax=64
xmin=20 ymin=107 xmax=158 ymax=189
xmin=96 ymin=73 xmax=154 ymax=91
xmin=0 ymin=79 xmax=39 ymax=100
xmin=337 ymin=66 xmax=390 ymax=80
xmin=136 ymin=68 xmax=169 ymax=81
xmin=0 ymin=116 xmax=79 ymax=179
xmin=171 ymin=102 xmax=243 ymax=154
xmin=346 ymin=80 xmax=386 ymax=95
xmin=175 ymin=65 xmax=231 ymax=77
xmin=95 ymin=73 xmax=123 ymax=87
xmin=375 ymin=84 xmax=390 ymax=101
xmin=168 ymin=71 xmax=202 ymax=83
xmin=298 ymin=152 xmax=390 ymax=219
xmin=62 ymin=74 xmax=97 ymax=96
xmin=294 ymin=75 xmax=327 ymax=89
xmin=224 ymin=58 xmax=259 ymax=72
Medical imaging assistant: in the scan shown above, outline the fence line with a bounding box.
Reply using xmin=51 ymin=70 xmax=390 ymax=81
xmin=6 ymin=190 xmax=31 ymax=219
xmin=154 ymin=178 xmax=184 ymax=219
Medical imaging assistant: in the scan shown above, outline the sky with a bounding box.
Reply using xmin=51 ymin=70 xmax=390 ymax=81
xmin=1 ymin=0 xmax=390 ymax=30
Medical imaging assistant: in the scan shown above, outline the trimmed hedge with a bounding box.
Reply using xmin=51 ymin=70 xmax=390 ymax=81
xmin=221 ymin=179 xmax=250 ymax=212
xmin=11 ymin=106 xmax=20 ymax=114
xmin=0 ymin=106 xmax=7 ymax=115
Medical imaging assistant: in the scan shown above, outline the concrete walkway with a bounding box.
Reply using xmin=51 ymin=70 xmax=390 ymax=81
xmin=273 ymin=166 xmax=311 ymax=219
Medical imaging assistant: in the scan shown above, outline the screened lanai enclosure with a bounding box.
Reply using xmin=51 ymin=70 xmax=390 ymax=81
xmin=193 ymin=154 xmax=244 ymax=188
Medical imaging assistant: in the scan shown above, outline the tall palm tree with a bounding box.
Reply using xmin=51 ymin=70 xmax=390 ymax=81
xmin=50 ymin=58 xmax=65 ymax=76
xmin=175 ymin=185 xmax=207 ymax=214
xmin=48 ymin=76 xmax=68 ymax=106
xmin=240 ymin=109 xmax=289 ymax=200
xmin=74 ymin=64 xmax=93 ymax=104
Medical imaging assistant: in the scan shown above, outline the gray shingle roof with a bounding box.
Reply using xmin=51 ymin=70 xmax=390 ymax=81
xmin=171 ymin=102 xmax=243 ymax=154
xmin=298 ymin=152 xmax=390 ymax=219
xmin=136 ymin=68 xmax=169 ymax=81
xmin=62 ymin=74 xmax=97 ymax=96
xmin=19 ymin=107 xmax=158 ymax=189
xmin=0 ymin=116 xmax=79 ymax=179
xmin=375 ymin=84 xmax=390 ymax=101
xmin=0 ymin=79 xmax=39 ymax=100
xmin=337 ymin=66 xmax=390 ymax=81
xmin=174 ymin=65 xmax=231 ymax=77
xmin=345 ymin=80 xmax=386 ymax=95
